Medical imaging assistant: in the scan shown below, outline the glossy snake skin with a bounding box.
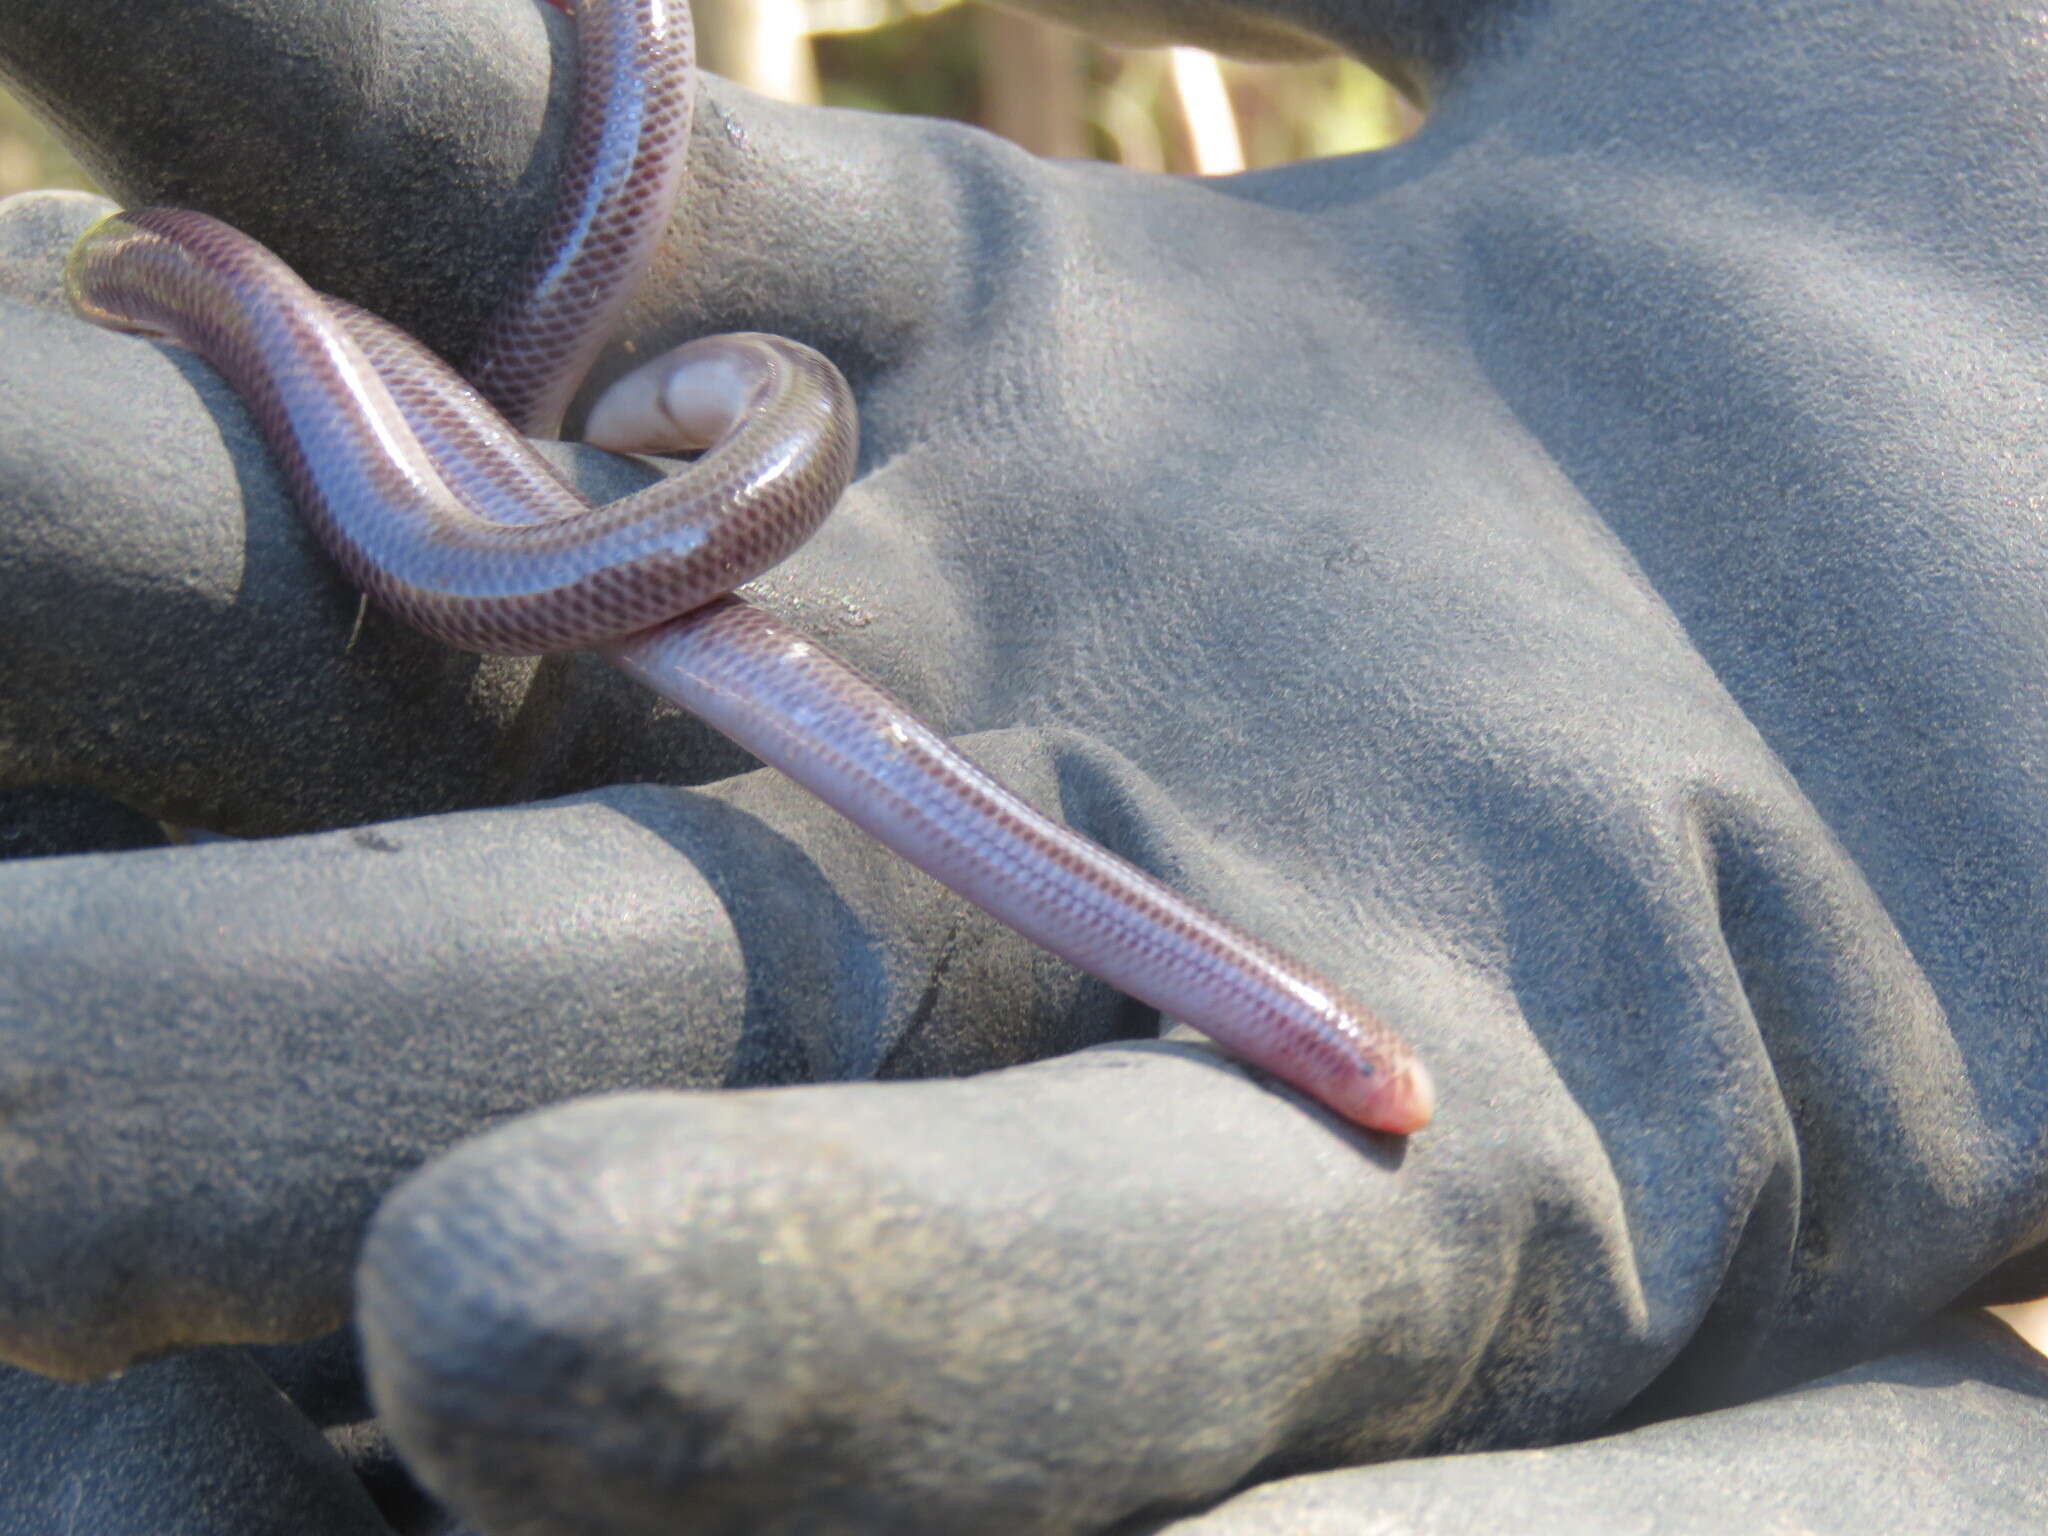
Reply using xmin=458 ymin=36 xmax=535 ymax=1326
xmin=63 ymin=0 xmax=1433 ymax=1134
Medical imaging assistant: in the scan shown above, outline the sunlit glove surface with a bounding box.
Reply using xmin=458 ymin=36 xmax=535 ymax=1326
xmin=1 ymin=0 xmax=2046 ymax=1531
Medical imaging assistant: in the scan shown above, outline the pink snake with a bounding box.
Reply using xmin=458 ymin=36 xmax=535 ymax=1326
xmin=62 ymin=0 xmax=1433 ymax=1135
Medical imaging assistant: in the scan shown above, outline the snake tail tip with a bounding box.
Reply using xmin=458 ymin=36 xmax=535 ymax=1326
xmin=1339 ymin=1055 xmax=1435 ymax=1137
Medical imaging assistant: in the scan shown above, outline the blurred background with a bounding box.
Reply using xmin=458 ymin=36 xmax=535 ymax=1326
xmin=0 ymin=82 xmax=89 ymax=198
xmin=0 ymin=0 xmax=1418 ymax=198
xmin=5 ymin=0 xmax=2047 ymax=1363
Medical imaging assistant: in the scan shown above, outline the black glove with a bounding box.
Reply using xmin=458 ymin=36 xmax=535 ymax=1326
xmin=2 ymin=0 xmax=2046 ymax=1531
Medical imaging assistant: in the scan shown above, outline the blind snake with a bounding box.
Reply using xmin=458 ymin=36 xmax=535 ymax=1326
xmin=62 ymin=0 xmax=1434 ymax=1135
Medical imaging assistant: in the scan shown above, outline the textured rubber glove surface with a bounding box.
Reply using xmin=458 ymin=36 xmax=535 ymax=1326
xmin=1 ymin=0 xmax=2045 ymax=1531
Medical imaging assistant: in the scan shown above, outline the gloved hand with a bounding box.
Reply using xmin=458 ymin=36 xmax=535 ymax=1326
xmin=3 ymin=1 xmax=2047 ymax=1532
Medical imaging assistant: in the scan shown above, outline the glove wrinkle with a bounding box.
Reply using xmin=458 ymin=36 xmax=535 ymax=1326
xmin=1 ymin=0 xmax=2045 ymax=1531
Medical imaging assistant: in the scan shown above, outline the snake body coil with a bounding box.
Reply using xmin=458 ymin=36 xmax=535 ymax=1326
xmin=64 ymin=0 xmax=1434 ymax=1135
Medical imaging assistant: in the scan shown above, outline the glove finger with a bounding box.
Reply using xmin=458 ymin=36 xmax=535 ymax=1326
xmin=356 ymin=1057 xmax=1439 ymax=1536
xmin=0 ymin=726 xmax=1132 ymax=1379
xmin=0 ymin=194 xmax=746 ymax=831
xmin=0 ymin=1349 xmax=393 ymax=1534
xmin=1146 ymin=1313 xmax=2048 ymax=1535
